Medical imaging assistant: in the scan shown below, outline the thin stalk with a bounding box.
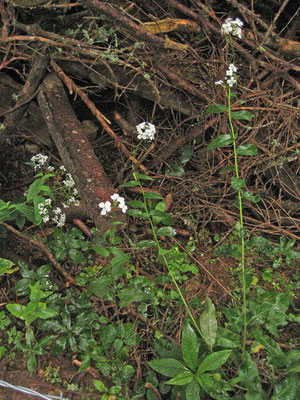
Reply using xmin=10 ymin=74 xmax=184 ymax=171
xmin=227 ymin=87 xmax=247 ymax=350
xmin=132 ymin=144 xmax=205 ymax=341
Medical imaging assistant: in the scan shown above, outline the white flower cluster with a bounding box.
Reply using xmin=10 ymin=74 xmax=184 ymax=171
xmin=99 ymin=193 xmax=128 ymax=216
xmin=221 ymin=17 xmax=243 ymax=39
xmin=38 ymin=199 xmax=52 ymax=223
xmin=136 ymin=122 xmax=156 ymax=141
xmin=52 ymin=207 xmax=66 ymax=228
xmin=30 ymin=154 xmax=81 ymax=227
xmin=215 ymin=63 xmax=238 ymax=87
xmin=31 ymin=153 xmax=49 ymax=170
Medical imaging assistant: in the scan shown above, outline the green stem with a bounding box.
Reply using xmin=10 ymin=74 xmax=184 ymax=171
xmin=227 ymin=87 xmax=247 ymax=350
xmin=132 ymin=143 xmax=205 ymax=342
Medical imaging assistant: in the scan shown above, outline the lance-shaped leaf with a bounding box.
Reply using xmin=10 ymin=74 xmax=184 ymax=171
xmin=231 ymin=111 xmax=254 ymax=120
xmin=200 ymin=298 xmax=217 ymax=350
xmin=237 ymin=144 xmax=258 ymax=156
xmin=206 ymin=104 xmax=228 ymax=113
xmin=208 ymin=134 xmax=233 ymax=150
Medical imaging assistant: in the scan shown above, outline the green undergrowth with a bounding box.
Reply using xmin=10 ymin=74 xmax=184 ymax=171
xmin=0 ymin=220 xmax=299 ymax=399
xmin=0 ymin=15 xmax=299 ymax=400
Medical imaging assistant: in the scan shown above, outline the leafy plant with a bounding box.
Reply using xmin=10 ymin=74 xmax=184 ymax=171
xmin=149 ymin=318 xmax=233 ymax=400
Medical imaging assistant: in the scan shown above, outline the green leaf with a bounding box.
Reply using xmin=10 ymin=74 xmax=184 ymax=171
xmin=200 ymin=298 xmax=217 ymax=350
xmin=35 ymin=303 xmax=58 ymax=320
xmin=118 ymin=288 xmax=152 ymax=308
xmin=92 ymin=246 xmax=110 ymax=257
xmin=242 ymin=191 xmax=261 ymax=203
xmin=127 ymin=209 xmax=148 ymax=219
xmin=206 ymin=104 xmax=228 ymax=113
xmin=231 ymin=177 xmax=245 ymax=191
xmin=271 ymin=374 xmax=298 ymax=400
xmin=119 ymin=180 xmax=139 ymax=188
xmin=197 ymin=350 xmax=232 ymax=375
xmin=239 ymin=351 xmax=264 ymax=398
xmin=231 ymin=111 xmax=254 ymax=120
xmin=144 ymin=192 xmax=164 ymax=200
xmin=182 ymin=323 xmax=199 ymax=371
xmin=6 ymin=303 xmax=26 ymax=319
xmin=136 ymin=174 xmax=153 ymax=181
xmin=207 ymin=134 xmax=233 ymax=150
xmin=186 ymin=379 xmax=201 ymax=400
xmin=93 ymin=379 xmax=107 ymax=393
xmin=237 ymin=144 xmax=258 ymax=156
xmin=136 ymin=240 xmax=156 ymax=249
xmin=214 ymin=328 xmax=240 ymax=348
xmin=14 ymin=203 xmax=37 ymax=224
xmin=127 ymin=200 xmax=145 ymax=209
xmin=148 ymin=358 xmax=189 ymax=377
xmin=157 ymin=227 xmax=177 ymax=237
xmin=69 ymin=249 xmax=86 ymax=263
xmin=87 ymin=276 xmax=112 ymax=296
xmin=27 ymin=352 xmax=37 ymax=376
xmin=179 ymin=146 xmax=193 ymax=164
xmin=165 ymin=164 xmax=185 ymax=177
xmin=165 ymin=372 xmax=194 ymax=386
xmin=0 ymin=258 xmax=18 ymax=275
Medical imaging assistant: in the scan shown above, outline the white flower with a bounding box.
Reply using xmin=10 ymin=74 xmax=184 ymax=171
xmin=52 ymin=212 xmax=66 ymax=228
xmin=47 ymin=166 xmax=55 ymax=172
xmin=226 ymin=64 xmax=237 ymax=76
xmin=54 ymin=207 xmax=62 ymax=215
xmin=110 ymin=193 xmax=127 ymax=213
xmin=42 ymin=215 xmax=50 ymax=223
xmin=136 ymin=122 xmax=156 ymax=141
xmin=31 ymin=153 xmax=48 ymax=170
xmin=227 ymin=76 xmax=236 ymax=87
xmin=60 ymin=165 xmax=66 ymax=172
xmin=215 ymin=80 xmax=224 ymax=85
xmin=120 ymin=205 xmax=128 ymax=213
xmin=221 ymin=17 xmax=243 ymax=39
xmin=63 ymin=173 xmax=75 ymax=188
xmin=111 ymin=193 xmax=120 ymax=201
xmin=99 ymin=201 xmax=111 ymax=215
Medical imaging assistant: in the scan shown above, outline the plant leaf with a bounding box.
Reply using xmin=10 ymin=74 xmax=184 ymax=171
xmin=136 ymin=240 xmax=156 ymax=249
xmin=231 ymin=177 xmax=245 ymax=191
xmin=136 ymin=174 xmax=153 ymax=181
xmin=144 ymin=192 xmax=164 ymax=200
xmin=165 ymin=164 xmax=185 ymax=177
xmin=182 ymin=322 xmax=199 ymax=370
xmin=237 ymin=144 xmax=258 ymax=156
xmin=242 ymin=191 xmax=261 ymax=203
xmin=148 ymin=358 xmax=189 ymax=377
xmin=200 ymin=298 xmax=217 ymax=350
xmin=118 ymin=288 xmax=152 ymax=308
xmin=197 ymin=350 xmax=232 ymax=375
xmin=157 ymin=227 xmax=177 ymax=237
xmin=119 ymin=180 xmax=139 ymax=188
xmin=207 ymin=134 xmax=233 ymax=150
xmin=186 ymin=379 xmax=201 ymax=400
xmin=165 ymin=372 xmax=194 ymax=386
xmin=206 ymin=104 xmax=227 ymax=113
xmin=231 ymin=111 xmax=254 ymax=120
xmin=178 ymin=146 xmax=193 ymax=164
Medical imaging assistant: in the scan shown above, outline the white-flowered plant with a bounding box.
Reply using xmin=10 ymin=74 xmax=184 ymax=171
xmin=215 ymin=63 xmax=238 ymax=87
xmin=29 ymin=154 xmax=81 ymax=227
xmin=31 ymin=153 xmax=49 ymax=170
xmin=221 ymin=17 xmax=243 ymax=39
xmin=99 ymin=193 xmax=128 ymax=216
xmin=136 ymin=122 xmax=156 ymax=141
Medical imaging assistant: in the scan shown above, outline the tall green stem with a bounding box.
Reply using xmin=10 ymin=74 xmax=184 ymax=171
xmin=227 ymin=87 xmax=247 ymax=350
xmin=132 ymin=143 xmax=205 ymax=341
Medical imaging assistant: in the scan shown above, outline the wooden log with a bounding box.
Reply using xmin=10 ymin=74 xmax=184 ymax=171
xmin=37 ymin=73 xmax=126 ymax=235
